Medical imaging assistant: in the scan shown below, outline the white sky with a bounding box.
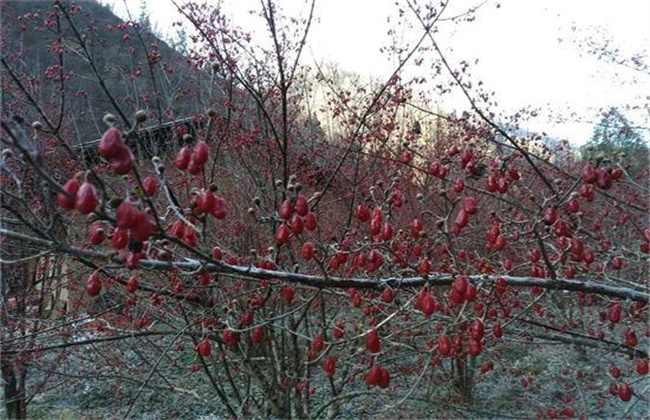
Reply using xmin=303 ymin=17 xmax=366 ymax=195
xmin=101 ymin=0 xmax=650 ymax=145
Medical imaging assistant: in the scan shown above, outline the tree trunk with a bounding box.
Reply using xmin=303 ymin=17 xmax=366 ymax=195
xmin=2 ymin=359 xmax=27 ymax=420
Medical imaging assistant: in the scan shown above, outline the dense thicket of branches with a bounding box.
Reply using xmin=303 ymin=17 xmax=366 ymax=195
xmin=1 ymin=1 xmax=648 ymax=418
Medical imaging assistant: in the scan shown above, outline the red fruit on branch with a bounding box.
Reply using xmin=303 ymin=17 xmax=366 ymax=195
xmin=116 ymin=200 xmax=137 ymax=229
xmin=438 ymin=334 xmax=451 ymax=356
xmin=608 ymin=302 xmax=622 ymax=323
xmin=333 ymin=322 xmax=345 ymax=339
xmin=636 ymin=359 xmax=648 ymax=375
xmin=468 ymin=338 xmax=483 ymax=357
xmin=74 ymin=181 xmax=99 ymax=214
xmin=279 ymin=199 xmax=293 ymax=220
xmin=369 ymin=217 xmax=381 ymax=236
xmin=418 ymin=258 xmax=431 ymax=275
xmin=290 ymin=214 xmax=304 ymax=235
xmin=411 ymin=218 xmax=423 ymax=239
xmin=355 ymin=204 xmax=371 ymax=222
xmin=311 ymin=334 xmax=325 ymax=353
xmin=381 ymin=287 xmax=394 ymax=303
xmin=111 ymin=227 xmax=129 ymax=249
xmin=493 ymin=323 xmax=503 ymax=339
xmin=282 ymin=286 xmax=295 ymax=305
xmin=581 ymin=163 xmax=597 ymax=183
xmin=486 ymin=173 xmax=498 ymax=192
xmin=130 ymin=211 xmax=156 ymax=242
xmin=596 ymin=167 xmax=612 ymax=190
xmin=126 ymin=275 xmax=138 ymax=293
xmin=192 ymin=140 xmax=209 ymax=166
xmin=142 ymin=175 xmax=158 ymax=196
xmin=322 ymin=356 xmax=336 ymax=377
xmin=623 ymin=327 xmax=638 ymax=347
xmin=111 ymin=147 xmax=134 ymax=175
xmin=222 ymin=329 xmax=239 ymax=346
xmin=251 ymin=325 xmax=263 ymax=344
xmin=470 ymin=319 xmax=485 ymax=340
xmin=463 ymin=196 xmax=478 ymax=214
xmin=497 ymin=177 xmax=508 ymax=194
xmin=276 ymin=224 xmax=291 ymax=244
xmin=174 ymin=146 xmax=191 ymax=170
xmin=300 ymin=242 xmax=315 ymax=260
xmin=98 ymin=127 xmax=125 ymax=159
xmin=455 ymin=208 xmax=469 ymax=230
xmin=366 ymin=329 xmax=380 ymax=353
xmin=212 ymin=246 xmax=222 ymax=260
xmin=304 ymin=212 xmax=317 ymax=230
xmin=366 ymin=364 xmax=381 ymax=387
xmin=542 ymin=206 xmax=558 ymax=225
xmin=196 ymin=339 xmax=211 ymax=357
xmin=566 ymin=198 xmax=580 ymax=213
xmin=57 ymin=177 xmax=80 ymax=210
xmin=86 ymin=272 xmax=102 ymax=296
xmin=87 ymin=221 xmax=106 ymax=245
xmin=480 ymin=360 xmax=494 ymax=374
xmin=378 ymin=367 xmax=390 ymax=388
xmin=295 ymin=194 xmax=309 ymax=216
xmin=454 ymin=178 xmax=465 ymax=192
xmin=618 ymin=383 xmax=632 ymax=402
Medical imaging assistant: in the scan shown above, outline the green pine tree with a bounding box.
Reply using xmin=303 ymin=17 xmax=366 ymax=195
xmin=580 ymin=107 xmax=649 ymax=173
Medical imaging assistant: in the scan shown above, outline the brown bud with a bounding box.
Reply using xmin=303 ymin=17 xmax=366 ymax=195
xmin=135 ymin=110 xmax=148 ymax=123
xmin=103 ymin=113 xmax=117 ymax=125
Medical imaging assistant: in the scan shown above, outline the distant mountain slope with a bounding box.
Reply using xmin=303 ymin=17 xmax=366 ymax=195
xmin=1 ymin=0 xmax=209 ymax=145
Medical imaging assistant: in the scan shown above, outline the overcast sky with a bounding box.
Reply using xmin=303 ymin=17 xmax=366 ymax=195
xmin=102 ymin=0 xmax=649 ymax=145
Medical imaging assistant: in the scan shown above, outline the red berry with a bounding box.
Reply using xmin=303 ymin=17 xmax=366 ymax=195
xmin=470 ymin=319 xmax=485 ymax=340
xmin=126 ymin=275 xmax=139 ymax=293
xmin=543 ymin=206 xmax=558 ymax=225
xmin=279 ymin=199 xmax=293 ymax=220
xmin=86 ymin=272 xmax=102 ymax=296
xmin=381 ymin=287 xmax=394 ymax=303
xmin=111 ymin=227 xmax=129 ymax=249
xmin=111 ymin=147 xmax=134 ymax=175
xmin=322 ymin=356 xmax=336 ymax=376
xmin=142 ymin=175 xmax=158 ymax=196
xmin=174 ymin=147 xmax=191 ymax=170
xmin=282 ymin=286 xmax=295 ymax=305
xmin=463 ymin=196 xmax=478 ymax=214
xmin=300 ymin=242 xmax=315 ymax=260
xmin=311 ymin=334 xmax=325 ymax=353
xmin=276 ymin=224 xmax=291 ymax=244
xmin=87 ymin=221 xmax=106 ymax=245
xmin=98 ymin=127 xmax=125 ymax=159
xmin=636 ymin=359 xmax=648 ymax=375
xmin=295 ymin=194 xmax=309 ymax=216
xmin=366 ymin=329 xmax=380 ymax=353
xmin=455 ymin=208 xmax=470 ymax=230
xmin=196 ymin=339 xmax=211 ymax=357
xmin=618 ymin=383 xmax=632 ymax=402
xmin=596 ymin=167 xmax=612 ymax=190
xmin=192 ymin=140 xmax=209 ymax=166
xmin=438 ymin=334 xmax=451 ymax=356
xmin=581 ymin=163 xmax=597 ymax=183
xmin=74 ymin=181 xmax=99 ymax=215
xmin=355 ymin=204 xmax=370 ymax=222
xmin=290 ymin=214 xmax=304 ymax=235
xmin=251 ymin=325 xmax=263 ymax=344
xmin=304 ymin=212 xmax=317 ymax=231
xmin=116 ymin=200 xmax=137 ymax=229
xmin=57 ymin=177 xmax=80 ymax=210
xmin=468 ymin=338 xmax=482 ymax=357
